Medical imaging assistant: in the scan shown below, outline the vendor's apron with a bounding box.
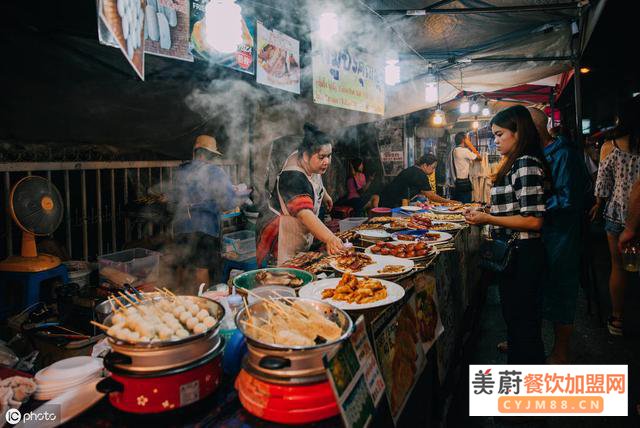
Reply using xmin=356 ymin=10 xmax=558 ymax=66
xmin=269 ymin=152 xmax=324 ymax=265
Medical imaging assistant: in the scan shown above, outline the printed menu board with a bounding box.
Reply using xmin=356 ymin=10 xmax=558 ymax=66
xmin=99 ymin=0 xmax=146 ymax=80
xmin=256 ymin=22 xmax=300 ymax=94
xmin=144 ymin=0 xmax=193 ymax=61
xmin=325 ymin=316 xmax=385 ymax=428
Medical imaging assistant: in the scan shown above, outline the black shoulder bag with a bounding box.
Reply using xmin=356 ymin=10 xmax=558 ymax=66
xmin=478 ymin=233 xmax=518 ymax=272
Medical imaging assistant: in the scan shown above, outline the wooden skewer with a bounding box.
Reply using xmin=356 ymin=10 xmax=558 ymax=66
xmin=90 ymin=320 xmax=110 ymax=331
xmin=118 ymin=291 xmax=139 ymax=307
xmin=111 ymin=295 xmax=128 ymax=311
xmin=107 ymin=296 xmax=116 ymax=312
xmin=239 ymin=320 xmax=274 ymax=339
xmin=163 ymin=287 xmax=176 ymax=297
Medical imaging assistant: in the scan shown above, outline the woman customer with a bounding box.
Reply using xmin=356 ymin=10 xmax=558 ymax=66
xmin=451 ymin=131 xmax=480 ymax=203
xmin=341 ymin=158 xmax=378 ymax=215
xmin=591 ymin=96 xmax=640 ymax=336
xmin=464 ymin=105 xmax=550 ymax=364
xmin=257 ymin=123 xmax=345 ymax=266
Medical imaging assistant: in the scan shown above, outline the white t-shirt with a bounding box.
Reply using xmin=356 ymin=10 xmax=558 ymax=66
xmin=452 ymin=147 xmax=477 ymax=179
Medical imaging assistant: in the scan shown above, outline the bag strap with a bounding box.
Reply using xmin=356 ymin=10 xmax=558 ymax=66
xmin=451 ymin=148 xmax=459 ymax=179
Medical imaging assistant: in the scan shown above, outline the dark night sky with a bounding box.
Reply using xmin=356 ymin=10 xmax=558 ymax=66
xmin=559 ymin=0 xmax=639 ymax=133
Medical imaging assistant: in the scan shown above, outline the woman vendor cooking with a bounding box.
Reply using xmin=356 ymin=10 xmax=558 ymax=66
xmin=257 ymin=123 xmax=345 ymax=266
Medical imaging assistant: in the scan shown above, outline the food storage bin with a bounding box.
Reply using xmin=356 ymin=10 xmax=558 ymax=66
xmin=223 ymin=230 xmax=256 ymax=257
xmin=338 ymin=217 xmax=368 ymax=232
xmin=99 ymin=248 xmax=160 ymax=286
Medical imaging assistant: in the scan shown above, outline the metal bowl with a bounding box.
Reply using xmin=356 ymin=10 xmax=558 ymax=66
xmin=104 ymin=295 xmax=225 ymax=349
xmin=235 ymin=297 xmax=353 ymax=352
xmin=232 ymin=268 xmax=315 ymax=290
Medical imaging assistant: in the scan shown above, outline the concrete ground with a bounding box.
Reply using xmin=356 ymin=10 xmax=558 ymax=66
xmin=448 ymin=226 xmax=640 ymax=427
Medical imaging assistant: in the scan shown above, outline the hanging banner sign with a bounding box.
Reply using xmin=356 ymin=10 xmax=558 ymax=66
xmin=375 ymin=119 xmax=405 ymax=176
xmin=189 ymin=0 xmax=255 ymax=75
xmin=311 ymin=39 xmax=384 ymax=115
xmin=99 ymin=0 xmax=146 ymax=80
xmin=144 ymin=0 xmax=193 ymax=61
xmin=256 ymin=22 xmax=300 ymax=94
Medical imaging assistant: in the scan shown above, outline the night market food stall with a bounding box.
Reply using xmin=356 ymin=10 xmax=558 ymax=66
xmin=0 ymin=0 xmax=604 ymax=426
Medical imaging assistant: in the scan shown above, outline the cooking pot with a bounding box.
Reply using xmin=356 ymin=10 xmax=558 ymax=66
xmin=97 ymin=337 xmax=224 ymax=414
xmin=235 ymin=298 xmax=353 ymax=383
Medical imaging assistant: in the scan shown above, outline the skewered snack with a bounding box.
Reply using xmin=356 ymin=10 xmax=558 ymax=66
xmin=241 ymin=298 xmax=342 ymax=347
xmin=420 ymin=212 xmax=465 ymax=222
xmin=334 ymin=252 xmax=374 ymax=272
xmin=367 ymin=216 xmax=396 ymax=224
xmin=428 ymin=222 xmax=461 ymax=231
xmin=282 ymin=252 xmax=324 ymax=269
xmin=385 ymin=219 xmax=409 ymax=230
xmin=305 ymin=256 xmax=336 ymax=274
xmin=335 ymin=223 xmax=385 ymax=241
xmin=370 ymin=242 xmax=431 ymax=259
xmin=377 ymin=265 xmax=406 ymax=274
xmin=255 ymin=270 xmax=304 ymax=287
xmin=407 ymin=214 xmax=433 ymax=230
xmin=92 ymin=292 xmax=220 ymax=345
xmin=394 ymin=232 xmax=442 ymax=242
xmin=321 ymin=272 xmax=387 ymax=304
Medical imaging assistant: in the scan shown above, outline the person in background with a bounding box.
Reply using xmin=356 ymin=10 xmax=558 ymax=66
xmin=465 ymin=105 xmax=551 ymax=364
xmin=451 ymin=131 xmax=481 ymax=203
xmin=592 ymin=95 xmax=640 ymax=336
xmin=378 ymin=154 xmax=454 ymax=207
xmin=342 ymin=158 xmax=378 ymax=215
xmin=256 ymin=123 xmax=344 ymax=266
xmin=171 ymin=135 xmax=243 ymax=287
xmin=619 ymin=178 xmax=640 ymax=250
xmin=529 ymin=107 xmax=589 ymax=364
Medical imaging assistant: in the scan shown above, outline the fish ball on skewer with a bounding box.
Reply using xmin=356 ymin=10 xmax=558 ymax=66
xmin=172 ymin=306 xmax=186 ymax=317
xmin=193 ymin=323 xmax=206 ymax=334
xmin=111 ymin=312 xmax=126 ymax=326
xmin=179 ymin=311 xmax=192 ymax=324
xmin=203 ymin=316 xmax=217 ymax=329
xmin=196 ymin=309 xmax=209 ymax=322
xmin=116 ymin=327 xmax=133 ymax=342
xmin=188 ymin=304 xmax=200 ymax=316
xmin=186 ymin=317 xmax=199 ymax=331
xmin=157 ymin=325 xmax=172 ymax=340
xmin=175 ymin=329 xmax=189 ymax=339
xmin=107 ymin=325 xmax=121 ymax=337
xmin=129 ymin=331 xmax=140 ymax=342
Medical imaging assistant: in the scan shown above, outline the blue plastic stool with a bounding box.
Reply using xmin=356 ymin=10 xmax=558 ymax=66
xmin=0 ymin=264 xmax=69 ymax=316
xmin=221 ymin=257 xmax=257 ymax=284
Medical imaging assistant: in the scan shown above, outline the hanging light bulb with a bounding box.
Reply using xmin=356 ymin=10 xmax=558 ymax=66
xmin=318 ymin=12 xmax=338 ymax=41
xmin=204 ymin=0 xmax=243 ymax=54
xmin=424 ymin=81 xmax=438 ymax=103
xmin=481 ymin=101 xmax=490 ymax=117
xmin=459 ymin=96 xmax=470 ymax=114
xmin=385 ymin=59 xmax=400 ymax=86
xmin=470 ymin=100 xmax=480 ymax=114
xmin=433 ymin=106 xmax=445 ymax=126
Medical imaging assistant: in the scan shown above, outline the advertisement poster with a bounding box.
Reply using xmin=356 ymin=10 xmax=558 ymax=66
xmin=411 ymin=273 xmax=444 ymax=354
xmin=325 ymin=316 xmax=385 ymax=428
xmin=256 ymin=22 xmax=300 ymax=94
xmin=144 ymin=0 xmax=193 ymax=61
xmin=99 ymin=0 xmax=146 ymax=80
xmin=375 ymin=119 xmax=405 ymax=176
xmin=311 ymin=39 xmax=384 ymax=115
xmin=371 ymin=287 xmax=427 ymax=423
xmin=190 ymin=0 xmax=255 ymax=74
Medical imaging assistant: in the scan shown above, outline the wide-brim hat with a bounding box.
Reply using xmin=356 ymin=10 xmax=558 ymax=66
xmin=194 ymin=135 xmax=222 ymax=156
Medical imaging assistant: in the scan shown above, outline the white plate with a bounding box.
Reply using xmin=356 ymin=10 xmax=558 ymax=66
xmin=356 ymin=229 xmax=391 ymax=240
xmin=400 ymin=205 xmax=422 ymax=212
xmin=36 ymin=356 xmax=102 ymax=382
xmin=330 ymin=254 xmax=414 ymax=277
xmin=298 ymin=278 xmax=405 ymax=310
xmin=430 ymin=220 xmax=464 ymax=230
xmin=364 ymin=243 xmax=437 ymax=261
xmin=27 ymin=378 xmax=104 ymax=427
xmin=390 ymin=230 xmax=453 ymax=244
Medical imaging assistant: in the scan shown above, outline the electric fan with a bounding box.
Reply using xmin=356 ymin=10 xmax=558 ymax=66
xmin=0 ymin=176 xmax=64 ymax=272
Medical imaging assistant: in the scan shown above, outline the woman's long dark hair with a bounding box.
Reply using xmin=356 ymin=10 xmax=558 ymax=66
xmin=491 ymin=105 xmax=552 ymax=185
xmin=612 ymin=95 xmax=640 ymax=153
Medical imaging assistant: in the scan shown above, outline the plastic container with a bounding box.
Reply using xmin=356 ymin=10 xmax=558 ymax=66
xmin=63 ymin=261 xmax=92 ymax=288
xmin=338 ymin=217 xmax=368 ymax=232
xmin=98 ymin=248 xmax=160 ymax=286
xmin=223 ymin=230 xmax=256 ymax=257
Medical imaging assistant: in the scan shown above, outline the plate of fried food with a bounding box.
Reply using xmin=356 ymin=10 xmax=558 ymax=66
xmin=417 ymin=212 xmax=466 ymax=223
xmin=429 ymin=221 xmax=464 ymax=231
xmin=367 ymin=216 xmax=396 ymax=224
xmin=391 ymin=229 xmax=453 ymax=244
xmin=365 ymin=241 xmax=436 ymax=260
xmin=330 ymin=253 xmax=414 ymax=277
xmin=298 ymin=272 xmax=405 ymax=310
xmin=383 ymin=219 xmax=409 ymax=231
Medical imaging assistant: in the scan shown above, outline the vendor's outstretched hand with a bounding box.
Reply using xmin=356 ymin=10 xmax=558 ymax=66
xmin=326 ymin=236 xmax=345 ymax=255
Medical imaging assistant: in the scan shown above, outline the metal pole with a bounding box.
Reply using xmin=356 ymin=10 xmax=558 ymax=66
xmin=111 ymin=169 xmax=117 ymax=252
xmin=64 ymin=170 xmax=72 ymax=258
xmin=136 ymin=168 xmax=141 ymax=239
xmin=96 ymin=170 xmax=103 ymax=256
xmin=573 ymin=63 xmax=583 ymax=143
xmin=4 ymin=172 xmax=12 ymax=255
xmin=124 ymin=169 xmax=131 ymax=243
xmin=81 ymin=170 xmax=88 ymax=261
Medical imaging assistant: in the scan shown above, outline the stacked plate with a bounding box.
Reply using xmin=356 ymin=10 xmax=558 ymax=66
xmin=34 ymin=356 xmax=103 ymax=401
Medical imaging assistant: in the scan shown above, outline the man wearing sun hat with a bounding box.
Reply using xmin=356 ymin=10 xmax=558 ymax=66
xmin=171 ymin=134 xmax=241 ymax=287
